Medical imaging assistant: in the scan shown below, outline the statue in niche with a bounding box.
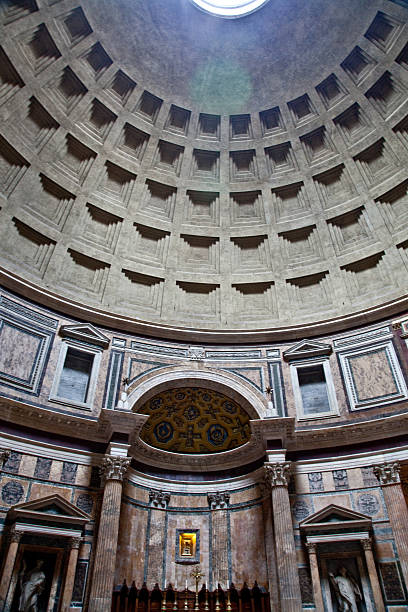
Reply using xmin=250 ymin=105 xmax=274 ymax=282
xmin=329 ymin=566 xmax=362 ymax=612
xmin=182 ymin=539 xmax=192 ymax=556
xmin=18 ymin=559 xmax=46 ymax=612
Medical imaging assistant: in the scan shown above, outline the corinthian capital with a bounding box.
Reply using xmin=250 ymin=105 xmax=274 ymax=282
xmin=0 ymin=448 xmax=10 ymax=469
xmin=264 ymin=462 xmax=291 ymax=488
xmin=100 ymin=455 xmax=131 ymax=483
xmin=373 ymin=462 xmax=400 ymax=485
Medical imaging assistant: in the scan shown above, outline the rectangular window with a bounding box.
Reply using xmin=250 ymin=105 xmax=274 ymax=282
xmin=291 ymin=358 xmax=339 ymax=420
xmin=50 ymin=340 xmax=102 ymax=409
xmin=298 ymin=364 xmax=330 ymax=415
xmin=57 ymin=348 xmax=94 ymax=403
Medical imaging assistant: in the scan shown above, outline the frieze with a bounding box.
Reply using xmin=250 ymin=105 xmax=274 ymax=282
xmin=361 ymin=467 xmax=379 ymax=488
xmin=205 ymin=350 xmax=262 ymax=360
xmin=61 ymin=461 xmax=78 ymax=484
xmin=34 ymin=457 xmax=52 ymax=480
xmin=3 ymin=451 xmax=21 ymax=474
xmin=130 ymin=341 xmax=188 ymax=358
xmin=308 ymin=472 xmax=323 ymax=492
xmin=333 ymin=469 xmax=348 ymax=490
xmin=333 ymin=326 xmax=392 ymax=349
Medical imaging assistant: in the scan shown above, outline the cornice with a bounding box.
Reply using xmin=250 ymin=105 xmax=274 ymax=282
xmin=1 ymin=397 xmax=408 ymax=471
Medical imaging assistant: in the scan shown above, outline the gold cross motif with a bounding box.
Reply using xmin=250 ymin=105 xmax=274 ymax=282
xmin=191 ymin=567 xmax=204 ymax=583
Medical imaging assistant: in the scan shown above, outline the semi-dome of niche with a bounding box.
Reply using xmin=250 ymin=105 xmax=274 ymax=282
xmin=138 ymin=387 xmax=251 ymax=453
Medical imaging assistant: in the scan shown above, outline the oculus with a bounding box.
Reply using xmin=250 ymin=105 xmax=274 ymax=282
xmin=138 ymin=387 xmax=251 ymax=453
xmin=189 ymin=0 xmax=270 ymax=18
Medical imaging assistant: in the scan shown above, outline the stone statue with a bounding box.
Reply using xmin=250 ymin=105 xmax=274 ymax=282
xmin=329 ymin=566 xmax=362 ymax=612
xmin=18 ymin=559 xmax=46 ymax=612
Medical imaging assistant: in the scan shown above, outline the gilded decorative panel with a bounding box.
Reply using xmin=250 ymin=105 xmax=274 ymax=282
xmin=138 ymin=387 xmax=251 ymax=453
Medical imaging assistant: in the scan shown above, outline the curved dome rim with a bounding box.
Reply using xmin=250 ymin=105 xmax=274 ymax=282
xmin=2 ymin=269 xmax=407 ymax=344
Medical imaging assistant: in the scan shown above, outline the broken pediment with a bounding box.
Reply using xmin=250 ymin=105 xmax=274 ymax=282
xmin=283 ymin=339 xmax=332 ymax=361
xmin=299 ymin=504 xmax=371 ymax=534
xmin=9 ymin=493 xmax=90 ymax=527
xmin=59 ymin=323 xmax=110 ymax=348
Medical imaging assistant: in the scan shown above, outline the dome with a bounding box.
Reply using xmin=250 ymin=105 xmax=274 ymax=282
xmin=0 ymin=0 xmax=407 ymax=342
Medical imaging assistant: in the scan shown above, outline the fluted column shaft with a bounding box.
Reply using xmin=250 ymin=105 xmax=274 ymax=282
xmin=374 ymin=462 xmax=408 ymax=586
xmin=0 ymin=530 xmax=22 ymax=612
xmin=88 ymin=455 xmax=130 ymax=612
xmin=265 ymin=463 xmax=302 ymax=612
xmin=306 ymin=543 xmax=324 ymax=611
xmin=60 ymin=537 xmax=82 ymax=612
xmin=361 ymin=539 xmax=385 ymax=612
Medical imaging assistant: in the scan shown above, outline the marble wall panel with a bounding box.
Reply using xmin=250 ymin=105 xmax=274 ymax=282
xmin=349 ymin=350 xmax=398 ymax=400
xmin=29 ymin=482 xmax=72 ymax=501
xmin=229 ymin=486 xmax=259 ymax=505
xmin=115 ymin=502 xmax=148 ymax=584
xmin=124 ymin=482 xmax=150 ymax=504
xmin=169 ymin=494 xmax=208 ymax=508
xmin=146 ymin=507 xmax=167 ymax=585
xmin=230 ymin=505 xmax=267 ymax=588
xmin=76 ymin=464 xmax=93 ymax=486
xmin=49 ymin=460 xmax=63 ymax=482
xmin=313 ymin=493 xmax=351 ymax=512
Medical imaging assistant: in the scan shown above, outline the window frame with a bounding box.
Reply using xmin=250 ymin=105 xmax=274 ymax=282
xmin=290 ymin=356 xmax=339 ymax=420
xmin=49 ymin=339 xmax=102 ymax=410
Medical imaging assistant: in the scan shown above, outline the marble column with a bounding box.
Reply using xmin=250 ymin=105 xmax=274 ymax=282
xmin=0 ymin=529 xmax=23 ymax=612
xmin=88 ymin=455 xmax=131 ymax=612
xmin=306 ymin=543 xmax=324 ymax=611
xmin=60 ymin=536 xmax=82 ymax=612
xmin=361 ymin=538 xmax=385 ymax=612
xmin=264 ymin=463 xmax=302 ymax=612
xmin=373 ymin=462 xmax=408 ymax=585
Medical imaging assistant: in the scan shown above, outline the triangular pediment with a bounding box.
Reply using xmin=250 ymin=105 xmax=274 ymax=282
xmin=299 ymin=504 xmax=371 ymax=533
xmin=9 ymin=494 xmax=90 ymax=525
xmin=283 ymin=339 xmax=332 ymax=361
xmin=60 ymin=323 xmax=110 ymax=348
